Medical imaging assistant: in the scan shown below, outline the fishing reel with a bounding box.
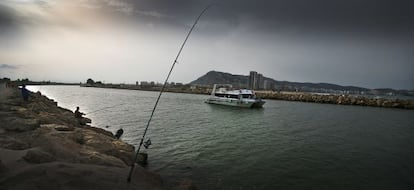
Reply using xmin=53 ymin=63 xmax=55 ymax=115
xmin=143 ymin=138 xmax=152 ymax=149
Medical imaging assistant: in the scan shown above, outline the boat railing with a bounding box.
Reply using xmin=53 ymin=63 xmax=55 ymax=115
xmin=211 ymin=84 xmax=233 ymax=96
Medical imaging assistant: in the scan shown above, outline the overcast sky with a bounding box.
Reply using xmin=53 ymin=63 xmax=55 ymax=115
xmin=1 ymin=0 xmax=413 ymax=89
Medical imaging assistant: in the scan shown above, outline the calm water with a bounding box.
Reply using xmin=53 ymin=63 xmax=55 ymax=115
xmin=28 ymin=85 xmax=414 ymax=190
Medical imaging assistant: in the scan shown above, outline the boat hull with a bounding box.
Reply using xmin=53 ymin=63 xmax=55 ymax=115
xmin=251 ymin=101 xmax=266 ymax=108
xmin=205 ymin=97 xmax=265 ymax=108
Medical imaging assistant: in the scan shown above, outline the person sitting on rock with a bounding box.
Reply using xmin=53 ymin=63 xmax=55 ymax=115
xmin=115 ymin=128 xmax=124 ymax=139
xmin=74 ymin=106 xmax=85 ymax=119
xmin=21 ymin=84 xmax=30 ymax=101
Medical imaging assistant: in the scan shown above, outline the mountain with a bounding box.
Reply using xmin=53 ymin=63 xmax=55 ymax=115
xmin=190 ymin=71 xmax=369 ymax=93
xmin=190 ymin=71 xmax=247 ymax=86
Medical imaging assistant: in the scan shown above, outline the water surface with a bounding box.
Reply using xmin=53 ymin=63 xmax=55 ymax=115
xmin=28 ymin=85 xmax=414 ymax=189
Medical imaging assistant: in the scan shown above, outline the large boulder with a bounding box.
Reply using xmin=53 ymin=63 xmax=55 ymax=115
xmin=53 ymin=124 xmax=75 ymax=131
xmin=28 ymin=126 xmax=83 ymax=161
xmin=23 ymin=148 xmax=56 ymax=164
xmin=27 ymin=125 xmax=134 ymax=167
xmin=0 ymin=136 xmax=30 ymax=150
xmin=77 ymin=149 xmax=126 ymax=167
xmin=81 ymin=128 xmax=135 ymax=165
xmin=0 ymin=117 xmax=40 ymax=132
xmin=0 ymin=162 xmax=164 ymax=190
xmin=177 ymin=179 xmax=197 ymax=190
xmin=82 ymin=126 xmax=113 ymax=138
xmin=405 ymin=100 xmax=414 ymax=109
xmin=37 ymin=111 xmax=80 ymax=127
xmin=0 ymin=159 xmax=7 ymax=173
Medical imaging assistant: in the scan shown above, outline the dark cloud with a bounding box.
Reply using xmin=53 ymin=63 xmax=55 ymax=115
xmin=127 ymin=0 xmax=414 ymax=37
xmin=2 ymin=0 xmax=414 ymax=34
xmin=0 ymin=4 xmax=18 ymax=34
xmin=0 ymin=64 xmax=18 ymax=69
xmin=3 ymin=0 xmax=412 ymax=37
xmin=0 ymin=2 xmax=52 ymax=35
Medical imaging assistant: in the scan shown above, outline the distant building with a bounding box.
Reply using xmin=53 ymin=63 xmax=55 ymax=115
xmin=249 ymin=71 xmax=258 ymax=90
xmin=258 ymin=73 xmax=264 ymax=90
xmin=249 ymin=71 xmax=266 ymax=90
xmin=264 ymin=80 xmax=273 ymax=90
xmin=140 ymin=81 xmax=149 ymax=86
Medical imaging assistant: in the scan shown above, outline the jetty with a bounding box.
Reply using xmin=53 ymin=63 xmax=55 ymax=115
xmin=256 ymin=91 xmax=414 ymax=109
xmin=0 ymin=83 xmax=195 ymax=190
xmin=80 ymin=83 xmax=414 ymax=109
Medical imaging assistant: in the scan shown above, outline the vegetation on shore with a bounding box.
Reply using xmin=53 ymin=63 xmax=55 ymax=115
xmin=1 ymin=78 xmax=79 ymax=86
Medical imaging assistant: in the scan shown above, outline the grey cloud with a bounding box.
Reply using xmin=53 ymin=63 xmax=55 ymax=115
xmin=0 ymin=4 xmax=18 ymax=34
xmin=0 ymin=1 xmax=50 ymax=29
xmin=2 ymin=0 xmax=414 ymax=35
xmin=102 ymin=0 xmax=135 ymax=15
xmin=0 ymin=64 xmax=18 ymax=69
xmin=122 ymin=0 xmax=414 ymax=37
xmin=77 ymin=0 xmax=136 ymax=15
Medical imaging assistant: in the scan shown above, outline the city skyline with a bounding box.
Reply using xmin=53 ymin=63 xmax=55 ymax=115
xmin=1 ymin=0 xmax=413 ymax=89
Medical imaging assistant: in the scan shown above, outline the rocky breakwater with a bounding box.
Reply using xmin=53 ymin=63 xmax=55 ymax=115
xmin=0 ymin=86 xmax=170 ymax=190
xmin=256 ymin=92 xmax=414 ymax=109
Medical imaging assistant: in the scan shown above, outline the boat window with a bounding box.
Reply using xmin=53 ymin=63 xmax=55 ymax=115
xmin=214 ymin=93 xmax=240 ymax=99
xmin=229 ymin=95 xmax=239 ymax=99
xmin=242 ymin=94 xmax=251 ymax=98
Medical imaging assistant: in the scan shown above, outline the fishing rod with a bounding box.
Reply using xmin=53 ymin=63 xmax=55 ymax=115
xmin=127 ymin=4 xmax=213 ymax=183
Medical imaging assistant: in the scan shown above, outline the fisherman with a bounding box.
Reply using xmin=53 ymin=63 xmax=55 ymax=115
xmin=21 ymin=84 xmax=30 ymax=101
xmin=115 ymin=128 xmax=124 ymax=139
xmin=74 ymin=106 xmax=85 ymax=119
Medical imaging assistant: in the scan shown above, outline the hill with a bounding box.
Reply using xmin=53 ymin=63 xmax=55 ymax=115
xmin=190 ymin=71 xmax=248 ymax=87
xmin=190 ymin=71 xmax=369 ymax=93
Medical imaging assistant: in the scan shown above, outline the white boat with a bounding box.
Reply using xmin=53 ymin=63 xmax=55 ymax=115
xmin=205 ymin=84 xmax=265 ymax=108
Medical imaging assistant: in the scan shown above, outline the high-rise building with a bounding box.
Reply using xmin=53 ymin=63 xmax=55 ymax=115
xmin=258 ymin=73 xmax=264 ymax=89
xmin=264 ymin=80 xmax=270 ymax=90
xmin=249 ymin=71 xmax=267 ymax=90
xmin=249 ymin=71 xmax=258 ymax=89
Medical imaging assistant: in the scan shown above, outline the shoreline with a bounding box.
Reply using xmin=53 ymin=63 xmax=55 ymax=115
xmin=79 ymin=84 xmax=414 ymax=110
xmin=0 ymin=84 xmax=196 ymax=190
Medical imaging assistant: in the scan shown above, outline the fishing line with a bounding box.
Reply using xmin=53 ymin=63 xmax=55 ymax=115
xmin=116 ymin=119 xmax=141 ymax=127
xmin=85 ymin=103 xmax=127 ymax=115
xmin=127 ymin=4 xmax=213 ymax=182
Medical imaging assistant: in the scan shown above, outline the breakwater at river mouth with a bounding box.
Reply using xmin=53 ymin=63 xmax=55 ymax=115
xmin=0 ymin=86 xmax=196 ymax=190
xmin=256 ymin=91 xmax=414 ymax=109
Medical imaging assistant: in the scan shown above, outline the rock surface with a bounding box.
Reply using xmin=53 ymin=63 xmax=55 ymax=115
xmin=256 ymin=91 xmax=414 ymax=109
xmin=0 ymin=85 xmax=167 ymax=190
